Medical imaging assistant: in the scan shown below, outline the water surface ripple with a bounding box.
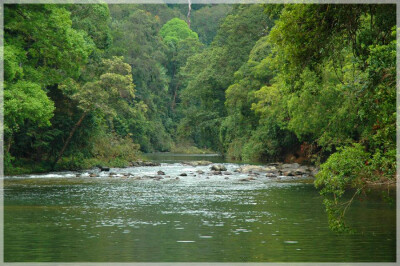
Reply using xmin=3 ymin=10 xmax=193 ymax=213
xmin=4 ymin=159 xmax=396 ymax=262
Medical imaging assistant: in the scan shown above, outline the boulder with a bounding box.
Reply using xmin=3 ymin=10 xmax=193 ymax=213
xmin=210 ymin=164 xmax=227 ymax=171
xmin=265 ymin=172 xmax=277 ymax=178
xmin=213 ymin=171 xmax=222 ymax=175
xmin=100 ymin=166 xmax=110 ymax=171
xmin=294 ymin=168 xmax=308 ymax=175
xmin=157 ymin=170 xmax=166 ymax=175
xmin=180 ymin=173 xmax=187 ymax=176
xmin=131 ymin=161 xmax=140 ymax=167
xmin=282 ymin=170 xmax=295 ymax=176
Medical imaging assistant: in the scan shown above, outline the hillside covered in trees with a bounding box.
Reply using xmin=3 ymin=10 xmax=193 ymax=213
xmin=4 ymin=4 xmax=396 ymax=226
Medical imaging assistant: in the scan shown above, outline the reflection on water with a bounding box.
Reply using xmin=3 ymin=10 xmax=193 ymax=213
xmin=4 ymin=155 xmax=396 ymax=262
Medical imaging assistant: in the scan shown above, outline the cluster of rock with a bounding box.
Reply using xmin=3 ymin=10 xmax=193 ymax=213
xmin=79 ymin=161 xmax=318 ymax=181
xmin=235 ymin=163 xmax=318 ymax=178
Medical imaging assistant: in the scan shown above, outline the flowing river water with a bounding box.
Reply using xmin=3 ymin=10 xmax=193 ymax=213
xmin=4 ymin=153 xmax=396 ymax=262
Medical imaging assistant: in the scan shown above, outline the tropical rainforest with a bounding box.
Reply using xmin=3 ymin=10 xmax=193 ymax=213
xmin=3 ymin=4 xmax=396 ymax=231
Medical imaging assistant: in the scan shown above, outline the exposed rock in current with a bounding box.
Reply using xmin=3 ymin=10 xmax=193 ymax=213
xmin=157 ymin=170 xmax=166 ymax=175
xmin=180 ymin=173 xmax=188 ymax=176
xmin=282 ymin=170 xmax=295 ymax=177
xmin=265 ymin=172 xmax=277 ymax=178
xmin=210 ymin=164 xmax=227 ymax=171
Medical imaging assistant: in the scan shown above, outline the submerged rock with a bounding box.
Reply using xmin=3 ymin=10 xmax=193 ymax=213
xmin=196 ymin=170 xmax=205 ymax=174
xmin=239 ymin=177 xmax=255 ymax=182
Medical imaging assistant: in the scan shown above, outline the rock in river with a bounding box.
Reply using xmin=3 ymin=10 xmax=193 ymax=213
xmin=210 ymin=164 xmax=227 ymax=171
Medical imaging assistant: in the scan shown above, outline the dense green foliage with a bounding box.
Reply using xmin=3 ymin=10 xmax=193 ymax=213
xmin=4 ymin=4 xmax=223 ymax=173
xmin=4 ymin=4 xmax=396 ymax=231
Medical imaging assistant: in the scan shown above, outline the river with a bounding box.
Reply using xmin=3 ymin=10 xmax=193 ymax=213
xmin=4 ymin=153 xmax=396 ymax=262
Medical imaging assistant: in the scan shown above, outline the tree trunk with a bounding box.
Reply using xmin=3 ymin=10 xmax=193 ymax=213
xmin=6 ymin=135 xmax=12 ymax=153
xmin=52 ymin=111 xmax=87 ymax=169
xmin=187 ymin=0 xmax=191 ymax=28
